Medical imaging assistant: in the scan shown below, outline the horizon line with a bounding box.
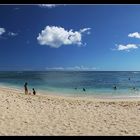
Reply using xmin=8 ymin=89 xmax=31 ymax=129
xmin=0 ymin=70 xmax=140 ymax=72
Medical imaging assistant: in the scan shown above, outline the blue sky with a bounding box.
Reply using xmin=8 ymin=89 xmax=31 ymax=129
xmin=1 ymin=4 xmax=140 ymax=71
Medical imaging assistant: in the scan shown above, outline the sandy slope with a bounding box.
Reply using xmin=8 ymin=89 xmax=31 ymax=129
xmin=0 ymin=86 xmax=140 ymax=135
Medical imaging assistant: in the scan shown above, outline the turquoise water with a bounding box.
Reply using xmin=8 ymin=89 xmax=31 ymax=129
xmin=0 ymin=71 xmax=140 ymax=98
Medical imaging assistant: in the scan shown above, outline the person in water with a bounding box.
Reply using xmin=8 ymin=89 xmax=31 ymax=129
xmin=133 ymin=87 xmax=136 ymax=90
xmin=113 ymin=85 xmax=117 ymax=90
xmin=33 ymin=88 xmax=36 ymax=95
xmin=24 ymin=82 xmax=28 ymax=95
xmin=83 ymin=88 xmax=86 ymax=92
xmin=132 ymin=86 xmax=139 ymax=91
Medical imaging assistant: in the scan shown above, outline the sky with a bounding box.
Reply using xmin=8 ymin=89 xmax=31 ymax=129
xmin=1 ymin=4 xmax=140 ymax=71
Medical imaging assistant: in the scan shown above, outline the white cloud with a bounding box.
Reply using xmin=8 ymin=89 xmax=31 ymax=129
xmin=0 ymin=28 xmax=5 ymax=35
xmin=0 ymin=28 xmax=18 ymax=39
xmin=38 ymin=4 xmax=56 ymax=8
xmin=37 ymin=26 xmax=91 ymax=48
xmin=116 ymin=44 xmax=139 ymax=51
xmin=128 ymin=32 xmax=140 ymax=39
xmin=46 ymin=66 xmax=98 ymax=71
xmin=8 ymin=32 xmax=18 ymax=37
xmin=80 ymin=28 xmax=91 ymax=33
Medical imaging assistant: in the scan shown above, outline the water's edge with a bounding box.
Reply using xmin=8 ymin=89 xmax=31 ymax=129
xmin=1 ymin=82 xmax=140 ymax=100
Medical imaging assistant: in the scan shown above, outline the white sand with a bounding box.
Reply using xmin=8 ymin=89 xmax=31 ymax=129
xmin=0 ymin=86 xmax=140 ymax=135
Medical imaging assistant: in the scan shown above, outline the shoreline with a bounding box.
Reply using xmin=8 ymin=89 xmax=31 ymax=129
xmin=0 ymin=84 xmax=140 ymax=101
xmin=0 ymin=85 xmax=140 ymax=135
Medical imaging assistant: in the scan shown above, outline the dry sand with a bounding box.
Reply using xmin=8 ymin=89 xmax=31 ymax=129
xmin=0 ymin=86 xmax=140 ymax=135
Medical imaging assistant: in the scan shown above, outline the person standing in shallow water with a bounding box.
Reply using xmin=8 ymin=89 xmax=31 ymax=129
xmin=24 ymin=82 xmax=28 ymax=95
xmin=32 ymin=88 xmax=36 ymax=95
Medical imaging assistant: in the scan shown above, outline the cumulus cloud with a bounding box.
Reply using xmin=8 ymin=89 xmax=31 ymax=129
xmin=37 ymin=26 xmax=91 ymax=48
xmin=116 ymin=44 xmax=139 ymax=51
xmin=38 ymin=4 xmax=56 ymax=8
xmin=128 ymin=32 xmax=140 ymax=39
xmin=0 ymin=28 xmax=5 ymax=35
xmin=113 ymin=32 xmax=140 ymax=52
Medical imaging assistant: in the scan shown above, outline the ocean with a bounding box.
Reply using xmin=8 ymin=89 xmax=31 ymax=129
xmin=0 ymin=71 xmax=140 ymax=98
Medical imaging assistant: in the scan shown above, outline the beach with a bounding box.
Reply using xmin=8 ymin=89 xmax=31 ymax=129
xmin=0 ymin=86 xmax=140 ymax=135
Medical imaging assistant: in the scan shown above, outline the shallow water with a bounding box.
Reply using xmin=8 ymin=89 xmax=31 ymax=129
xmin=0 ymin=71 xmax=140 ymax=98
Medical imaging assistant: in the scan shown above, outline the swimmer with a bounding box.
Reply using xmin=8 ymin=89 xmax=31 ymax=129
xmin=113 ymin=85 xmax=117 ymax=90
xmin=83 ymin=88 xmax=86 ymax=92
